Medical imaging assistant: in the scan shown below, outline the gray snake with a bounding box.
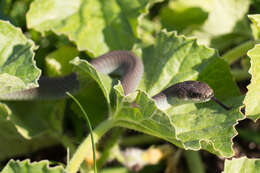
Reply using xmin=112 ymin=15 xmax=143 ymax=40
xmin=0 ymin=50 xmax=230 ymax=110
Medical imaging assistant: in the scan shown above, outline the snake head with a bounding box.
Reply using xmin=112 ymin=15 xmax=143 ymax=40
xmin=162 ymin=80 xmax=231 ymax=110
xmin=163 ymin=80 xmax=214 ymax=103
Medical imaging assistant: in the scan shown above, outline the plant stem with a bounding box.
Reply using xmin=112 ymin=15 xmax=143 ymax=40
xmin=222 ymin=40 xmax=260 ymax=64
xmin=60 ymin=134 xmax=76 ymax=153
xmin=97 ymin=128 xmax=124 ymax=169
xmin=66 ymin=92 xmax=97 ymax=173
xmin=98 ymin=167 xmax=128 ymax=173
xmin=184 ymin=150 xmax=205 ymax=173
xmin=231 ymin=68 xmax=250 ymax=81
xmin=66 ymin=119 xmax=115 ymax=173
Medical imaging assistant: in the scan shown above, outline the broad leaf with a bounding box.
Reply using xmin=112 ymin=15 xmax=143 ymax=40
xmin=45 ymin=46 xmax=79 ymax=77
xmin=0 ymin=102 xmax=58 ymax=160
xmin=71 ymin=30 xmax=244 ymax=157
xmin=113 ymin=86 xmax=183 ymax=148
xmin=0 ymin=100 xmax=65 ymax=160
xmin=6 ymin=100 xmax=66 ymax=138
xmin=45 ymin=46 xmax=108 ymax=127
xmin=0 ymin=21 xmax=64 ymax=161
xmin=244 ymin=44 xmax=260 ymax=121
xmin=249 ymin=15 xmax=260 ymax=29
xmin=249 ymin=14 xmax=260 ymax=40
xmin=243 ymin=15 xmax=260 ymax=121
xmin=0 ymin=20 xmax=41 ymax=94
xmin=113 ymin=86 xmax=243 ymax=157
xmin=223 ymin=157 xmax=260 ymax=173
xmin=137 ymin=31 xmax=240 ymax=99
xmin=134 ymin=31 xmax=243 ymax=157
xmin=138 ymin=17 xmax=161 ymax=46
xmin=70 ymin=57 xmax=113 ymax=108
xmin=8 ymin=0 xmax=33 ymax=28
xmin=160 ymin=1 xmax=208 ymax=32
xmin=1 ymin=159 xmax=66 ymax=173
xmin=26 ymin=0 xmax=162 ymax=56
xmin=169 ymin=96 xmax=243 ymax=156
xmin=159 ymin=0 xmax=251 ymax=45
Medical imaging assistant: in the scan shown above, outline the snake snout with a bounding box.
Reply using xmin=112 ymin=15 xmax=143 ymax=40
xmin=192 ymin=81 xmax=214 ymax=101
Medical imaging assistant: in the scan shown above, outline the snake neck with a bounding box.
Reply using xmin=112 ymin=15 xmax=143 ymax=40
xmin=152 ymin=92 xmax=172 ymax=110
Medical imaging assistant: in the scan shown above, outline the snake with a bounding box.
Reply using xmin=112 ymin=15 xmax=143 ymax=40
xmin=0 ymin=50 xmax=230 ymax=110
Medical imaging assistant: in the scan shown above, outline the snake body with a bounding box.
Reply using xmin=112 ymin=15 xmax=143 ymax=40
xmin=0 ymin=51 xmax=230 ymax=110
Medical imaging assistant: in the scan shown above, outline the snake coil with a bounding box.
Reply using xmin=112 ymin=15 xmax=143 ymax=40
xmin=0 ymin=51 xmax=230 ymax=110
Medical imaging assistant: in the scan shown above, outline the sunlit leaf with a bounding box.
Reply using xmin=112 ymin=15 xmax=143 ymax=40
xmin=26 ymin=0 xmax=162 ymax=56
xmin=0 ymin=20 xmax=40 ymax=94
xmin=0 ymin=20 xmax=64 ymax=161
xmin=160 ymin=0 xmax=251 ymax=45
xmin=244 ymin=44 xmax=260 ymax=121
xmin=1 ymin=159 xmax=66 ymax=173
xmin=223 ymin=157 xmax=260 ymax=173
xmin=70 ymin=57 xmax=113 ymax=107
xmin=71 ymin=30 xmax=244 ymax=157
xmin=45 ymin=46 xmax=79 ymax=77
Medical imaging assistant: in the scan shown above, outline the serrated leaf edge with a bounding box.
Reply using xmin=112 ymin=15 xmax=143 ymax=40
xmin=0 ymin=20 xmax=41 ymax=89
xmin=1 ymin=159 xmax=67 ymax=172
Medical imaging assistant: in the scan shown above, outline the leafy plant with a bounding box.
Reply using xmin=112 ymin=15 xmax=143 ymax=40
xmin=1 ymin=0 xmax=260 ymax=173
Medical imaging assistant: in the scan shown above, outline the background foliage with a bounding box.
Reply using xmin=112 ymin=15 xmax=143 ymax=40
xmin=1 ymin=0 xmax=260 ymax=172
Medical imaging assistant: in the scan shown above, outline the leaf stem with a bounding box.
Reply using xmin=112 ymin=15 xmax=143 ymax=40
xmin=60 ymin=134 xmax=76 ymax=153
xmin=184 ymin=150 xmax=205 ymax=173
xmin=231 ymin=68 xmax=250 ymax=81
xmin=97 ymin=128 xmax=123 ymax=169
xmin=66 ymin=118 xmax=115 ymax=173
xmin=66 ymin=92 xmax=97 ymax=173
xmin=222 ymin=40 xmax=260 ymax=64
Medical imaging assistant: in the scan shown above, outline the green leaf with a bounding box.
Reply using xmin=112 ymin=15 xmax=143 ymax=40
xmin=160 ymin=1 xmax=208 ymax=32
xmin=70 ymin=81 xmax=108 ymax=127
xmin=160 ymin=0 xmax=251 ymax=45
xmin=0 ymin=100 xmax=65 ymax=160
xmin=170 ymin=96 xmax=243 ymax=156
xmin=113 ymin=86 xmax=243 ymax=157
xmin=99 ymin=167 xmax=129 ymax=173
xmin=1 ymin=159 xmax=67 ymax=173
xmin=70 ymin=57 xmax=113 ymax=108
xmin=75 ymin=30 xmax=244 ymax=157
xmin=113 ymin=87 xmax=183 ymax=148
xmin=8 ymin=0 xmax=33 ymax=28
xmin=249 ymin=15 xmax=260 ymax=30
xmin=244 ymin=44 xmax=260 ymax=121
xmin=0 ymin=20 xmax=41 ymax=94
xmin=45 ymin=43 xmax=108 ymax=128
xmin=0 ymin=103 xmax=58 ymax=160
xmin=45 ymin=46 xmax=79 ymax=77
xmin=6 ymin=100 xmax=66 ymax=138
xmin=137 ymin=31 xmax=240 ymax=99
xmin=126 ymin=31 xmax=243 ymax=157
xmin=138 ymin=17 xmax=161 ymax=46
xmin=26 ymin=0 xmax=162 ymax=56
xmin=249 ymin=14 xmax=260 ymax=40
xmin=223 ymin=157 xmax=260 ymax=173
xmin=242 ymin=16 xmax=260 ymax=121
xmin=0 ymin=20 xmax=64 ymax=161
